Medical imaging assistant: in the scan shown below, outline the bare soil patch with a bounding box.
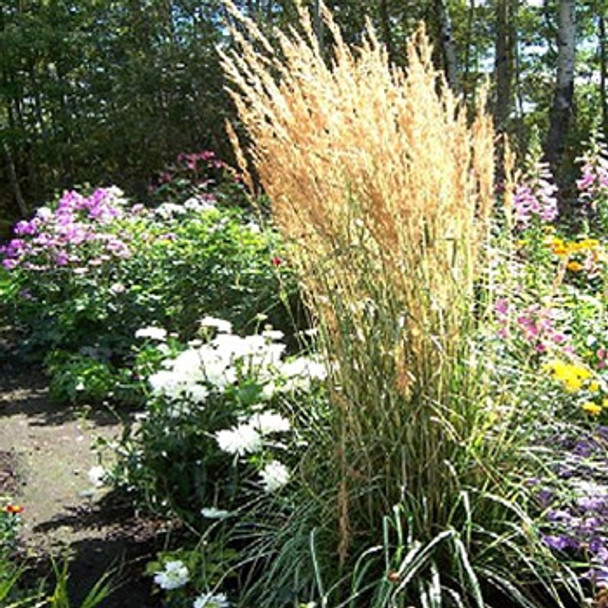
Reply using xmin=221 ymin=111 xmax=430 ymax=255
xmin=0 ymin=361 xmax=164 ymax=607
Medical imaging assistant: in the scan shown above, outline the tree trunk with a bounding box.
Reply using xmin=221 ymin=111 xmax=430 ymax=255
xmin=545 ymin=0 xmax=576 ymax=171
xmin=600 ymin=13 xmax=607 ymax=135
xmin=2 ymin=142 xmax=28 ymax=217
xmin=494 ymin=0 xmax=514 ymax=134
xmin=434 ymin=0 xmax=460 ymax=92
xmin=313 ymin=0 xmax=324 ymax=56
xmin=463 ymin=0 xmax=476 ymax=112
xmin=378 ymin=0 xmax=394 ymax=64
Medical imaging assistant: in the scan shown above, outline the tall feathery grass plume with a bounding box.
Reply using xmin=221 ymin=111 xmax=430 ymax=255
xmin=219 ymin=4 xmax=582 ymax=607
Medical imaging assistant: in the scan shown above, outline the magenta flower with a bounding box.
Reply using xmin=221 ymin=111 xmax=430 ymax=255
xmin=513 ymin=163 xmax=558 ymax=228
xmin=494 ymin=298 xmax=509 ymax=316
xmin=14 ymin=220 xmax=38 ymax=236
xmin=2 ymin=258 xmax=19 ymax=270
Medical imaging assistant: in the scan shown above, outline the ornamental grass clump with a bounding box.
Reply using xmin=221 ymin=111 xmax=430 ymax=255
xmin=220 ymin=3 xmax=581 ymax=606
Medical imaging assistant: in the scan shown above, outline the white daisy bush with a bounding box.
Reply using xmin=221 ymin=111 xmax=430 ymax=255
xmin=116 ymin=320 xmax=327 ymax=608
xmin=112 ymin=317 xmax=326 ymax=521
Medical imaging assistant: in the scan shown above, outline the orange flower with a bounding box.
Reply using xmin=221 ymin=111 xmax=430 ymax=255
xmin=5 ymin=504 xmax=24 ymax=515
xmin=566 ymin=260 xmax=584 ymax=272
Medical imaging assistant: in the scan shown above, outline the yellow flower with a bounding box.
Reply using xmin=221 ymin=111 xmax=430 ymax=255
xmin=550 ymin=243 xmax=570 ymax=256
xmin=543 ymin=360 xmax=592 ymax=393
xmin=589 ymin=381 xmax=600 ymax=392
xmin=581 ymin=401 xmax=602 ymax=416
xmin=578 ymin=238 xmax=600 ymax=249
xmin=564 ymin=377 xmax=584 ymax=392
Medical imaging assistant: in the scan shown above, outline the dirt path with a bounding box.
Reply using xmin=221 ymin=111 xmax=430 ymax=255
xmin=0 ymin=361 xmax=163 ymax=607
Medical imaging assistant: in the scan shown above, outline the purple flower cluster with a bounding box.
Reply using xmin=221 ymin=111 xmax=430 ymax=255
xmin=577 ymin=139 xmax=608 ymax=205
xmin=177 ymin=150 xmax=225 ymax=171
xmin=513 ymin=163 xmax=559 ymax=229
xmin=536 ymin=426 xmax=608 ymax=581
xmin=152 ymin=150 xmax=230 ymax=192
xmin=1 ymin=187 xmax=132 ymax=272
xmin=494 ymin=298 xmax=569 ymax=353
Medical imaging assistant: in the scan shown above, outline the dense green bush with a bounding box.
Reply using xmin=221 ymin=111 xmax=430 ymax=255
xmin=0 ymin=168 xmax=301 ymax=404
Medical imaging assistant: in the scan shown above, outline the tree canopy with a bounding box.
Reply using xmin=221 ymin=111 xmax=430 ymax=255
xmin=0 ymin=0 xmax=604 ymax=225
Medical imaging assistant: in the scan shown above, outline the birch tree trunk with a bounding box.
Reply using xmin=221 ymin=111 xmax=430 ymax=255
xmin=435 ymin=0 xmax=460 ymax=92
xmin=600 ymin=13 xmax=607 ymax=134
xmin=545 ymin=0 xmax=576 ymax=170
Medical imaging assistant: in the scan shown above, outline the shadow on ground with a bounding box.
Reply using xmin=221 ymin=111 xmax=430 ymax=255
xmin=0 ymin=361 xmax=139 ymax=428
xmin=27 ymin=491 xmax=171 ymax=608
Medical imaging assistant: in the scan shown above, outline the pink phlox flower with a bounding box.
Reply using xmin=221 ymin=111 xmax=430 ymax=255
xmin=105 ymin=239 xmax=131 ymax=258
xmin=58 ymin=190 xmax=87 ymax=211
xmin=495 ymin=298 xmax=509 ymax=316
xmin=2 ymin=258 xmax=19 ymax=270
xmin=57 ymin=223 xmax=90 ymax=245
xmin=54 ymin=252 xmax=69 ymax=266
xmin=33 ymin=233 xmax=54 ymax=247
xmin=14 ymin=220 xmax=38 ymax=236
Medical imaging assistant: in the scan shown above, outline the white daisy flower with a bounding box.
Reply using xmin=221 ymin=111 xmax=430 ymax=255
xmin=215 ymin=424 xmax=262 ymax=456
xmin=200 ymin=316 xmax=233 ymax=334
xmin=260 ymin=460 xmax=291 ymax=492
xmin=193 ymin=592 xmax=230 ymax=608
xmin=135 ymin=326 xmax=167 ymax=341
xmin=248 ymin=411 xmax=290 ymax=435
xmin=153 ymin=560 xmax=189 ymax=590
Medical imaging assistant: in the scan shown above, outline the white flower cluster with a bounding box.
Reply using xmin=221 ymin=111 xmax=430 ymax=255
xmin=214 ymin=412 xmax=292 ymax=492
xmin=280 ymin=356 xmax=327 ymax=392
xmin=143 ymin=320 xmax=327 ymax=495
xmin=193 ymin=592 xmax=230 ymax=608
xmin=259 ymin=460 xmax=291 ymax=492
xmin=215 ymin=409 xmax=291 ymax=457
xmin=153 ymin=560 xmax=189 ymax=590
xmin=147 ymin=322 xmax=324 ymax=405
xmin=183 ymin=196 xmax=217 ymax=214
xmin=154 ymin=202 xmax=188 ymax=219
xmin=105 ymin=185 xmax=129 ymax=208
xmin=135 ymin=326 xmax=168 ymax=341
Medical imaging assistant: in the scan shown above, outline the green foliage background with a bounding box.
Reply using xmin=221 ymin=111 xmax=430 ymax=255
xmin=2 ymin=0 xmax=608 ymax=231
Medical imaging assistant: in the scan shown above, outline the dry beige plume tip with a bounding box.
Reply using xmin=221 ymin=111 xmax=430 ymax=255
xmin=218 ymin=0 xmax=494 ymax=252
xmin=217 ymin=0 xmax=496 ymax=377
